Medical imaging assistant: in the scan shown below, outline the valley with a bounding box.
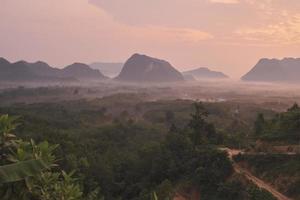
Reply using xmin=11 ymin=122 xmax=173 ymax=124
xmin=1 ymin=82 xmax=300 ymax=199
xmin=2 ymin=1 xmax=300 ymax=199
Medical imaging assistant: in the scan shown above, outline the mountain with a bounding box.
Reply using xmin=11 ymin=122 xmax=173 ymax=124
xmin=242 ymin=58 xmax=300 ymax=82
xmin=0 ymin=58 xmax=107 ymax=82
xmin=90 ymin=62 xmax=123 ymax=78
xmin=0 ymin=59 xmax=48 ymax=81
xmin=116 ymin=54 xmax=184 ymax=82
xmin=63 ymin=63 xmax=107 ymax=80
xmin=183 ymin=74 xmax=196 ymax=81
xmin=183 ymin=67 xmax=229 ymax=80
xmin=0 ymin=57 xmax=10 ymax=66
xmin=26 ymin=61 xmax=61 ymax=77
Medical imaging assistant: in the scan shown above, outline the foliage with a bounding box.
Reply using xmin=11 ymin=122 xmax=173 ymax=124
xmin=254 ymin=113 xmax=265 ymax=136
xmin=188 ymin=102 xmax=220 ymax=146
xmin=247 ymin=185 xmax=277 ymax=200
xmin=151 ymin=192 xmax=158 ymax=200
xmin=234 ymin=153 xmax=300 ymax=199
xmin=0 ymin=95 xmax=279 ymax=200
xmin=257 ymin=103 xmax=300 ymax=143
xmin=217 ymin=178 xmax=247 ymax=200
xmin=28 ymin=171 xmax=83 ymax=200
xmin=0 ymin=115 xmax=100 ymax=200
xmin=0 ymin=159 xmax=47 ymax=184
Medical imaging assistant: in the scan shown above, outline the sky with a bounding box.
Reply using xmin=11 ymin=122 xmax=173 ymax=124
xmin=1 ymin=0 xmax=300 ymax=78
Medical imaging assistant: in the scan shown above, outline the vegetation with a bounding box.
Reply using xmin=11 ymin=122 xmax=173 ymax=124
xmin=0 ymin=115 xmax=101 ymax=200
xmin=0 ymin=103 xmax=237 ymax=199
xmin=0 ymin=89 xmax=283 ymax=199
xmin=234 ymin=154 xmax=300 ymax=200
xmin=255 ymin=103 xmax=300 ymax=143
xmin=232 ymin=104 xmax=300 ymax=200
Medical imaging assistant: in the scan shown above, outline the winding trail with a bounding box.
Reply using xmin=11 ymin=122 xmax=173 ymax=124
xmin=222 ymin=148 xmax=292 ymax=200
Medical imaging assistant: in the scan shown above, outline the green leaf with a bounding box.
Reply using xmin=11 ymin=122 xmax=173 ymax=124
xmin=0 ymin=159 xmax=48 ymax=184
xmin=151 ymin=192 xmax=158 ymax=200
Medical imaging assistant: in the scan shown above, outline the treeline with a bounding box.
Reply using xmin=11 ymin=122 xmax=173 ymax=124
xmin=1 ymin=102 xmax=276 ymax=199
xmin=255 ymin=103 xmax=300 ymax=143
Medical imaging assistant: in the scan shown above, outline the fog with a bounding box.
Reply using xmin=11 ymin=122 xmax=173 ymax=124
xmin=1 ymin=79 xmax=300 ymax=112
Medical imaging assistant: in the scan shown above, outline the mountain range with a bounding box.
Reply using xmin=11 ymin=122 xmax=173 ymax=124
xmin=242 ymin=58 xmax=300 ymax=82
xmin=1 ymin=54 xmax=187 ymax=83
xmin=89 ymin=62 xmax=123 ymax=78
xmin=183 ymin=67 xmax=229 ymax=80
xmin=115 ymin=54 xmax=184 ymax=82
xmin=0 ymin=58 xmax=107 ymax=82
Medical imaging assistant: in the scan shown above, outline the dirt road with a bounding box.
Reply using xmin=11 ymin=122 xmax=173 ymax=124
xmin=174 ymin=148 xmax=293 ymax=200
xmin=222 ymin=148 xmax=292 ymax=200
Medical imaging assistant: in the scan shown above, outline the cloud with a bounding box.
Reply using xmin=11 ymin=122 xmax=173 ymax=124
xmin=0 ymin=0 xmax=213 ymax=66
xmin=2 ymin=0 xmax=300 ymax=78
xmin=235 ymin=14 xmax=300 ymax=45
xmin=125 ymin=26 xmax=214 ymax=43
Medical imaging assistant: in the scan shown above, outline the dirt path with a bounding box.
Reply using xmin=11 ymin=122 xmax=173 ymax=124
xmin=222 ymin=148 xmax=292 ymax=200
xmin=233 ymin=164 xmax=291 ymax=200
xmin=174 ymin=148 xmax=293 ymax=200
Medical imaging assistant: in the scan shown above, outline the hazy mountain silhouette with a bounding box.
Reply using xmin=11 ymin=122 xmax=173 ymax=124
xmin=1 ymin=61 xmax=31 ymax=81
xmin=90 ymin=62 xmax=123 ymax=78
xmin=26 ymin=61 xmax=63 ymax=78
xmin=183 ymin=74 xmax=197 ymax=81
xmin=0 ymin=57 xmax=10 ymax=66
xmin=0 ymin=59 xmax=53 ymax=81
xmin=183 ymin=67 xmax=229 ymax=80
xmin=242 ymin=58 xmax=300 ymax=82
xmin=0 ymin=57 xmax=107 ymax=82
xmin=63 ymin=63 xmax=107 ymax=80
xmin=116 ymin=54 xmax=184 ymax=82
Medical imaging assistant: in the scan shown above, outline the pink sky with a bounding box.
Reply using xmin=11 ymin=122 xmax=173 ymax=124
xmin=1 ymin=0 xmax=300 ymax=78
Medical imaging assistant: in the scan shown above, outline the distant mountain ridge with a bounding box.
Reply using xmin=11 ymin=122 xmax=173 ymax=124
xmin=116 ymin=54 xmax=184 ymax=82
xmin=62 ymin=63 xmax=106 ymax=80
xmin=0 ymin=57 xmax=107 ymax=82
xmin=90 ymin=62 xmax=123 ymax=78
xmin=242 ymin=58 xmax=300 ymax=82
xmin=183 ymin=67 xmax=229 ymax=80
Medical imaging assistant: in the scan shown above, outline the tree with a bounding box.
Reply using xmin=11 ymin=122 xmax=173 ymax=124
xmin=193 ymin=149 xmax=233 ymax=198
xmin=254 ymin=113 xmax=265 ymax=136
xmin=165 ymin=110 xmax=175 ymax=127
xmin=0 ymin=114 xmax=101 ymax=200
xmin=155 ymin=179 xmax=173 ymax=200
xmin=189 ymin=102 xmax=217 ymax=146
xmin=288 ymin=103 xmax=300 ymax=112
xmin=168 ymin=123 xmax=178 ymax=133
xmin=247 ymin=185 xmax=277 ymax=200
xmin=217 ymin=179 xmax=247 ymax=200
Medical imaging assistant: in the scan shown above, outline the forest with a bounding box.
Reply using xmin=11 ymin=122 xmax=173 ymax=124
xmin=0 ymin=87 xmax=299 ymax=200
xmin=0 ymin=89 xmax=284 ymax=200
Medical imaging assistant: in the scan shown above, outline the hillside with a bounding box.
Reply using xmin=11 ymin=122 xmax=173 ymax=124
xmin=183 ymin=67 xmax=229 ymax=80
xmin=0 ymin=59 xmax=63 ymax=82
xmin=0 ymin=57 xmax=107 ymax=82
xmin=63 ymin=63 xmax=107 ymax=80
xmin=234 ymin=154 xmax=300 ymax=200
xmin=116 ymin=54 xmax=184 ymax=82
xmin=242 ymin=58 xmax=300 ymax=82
